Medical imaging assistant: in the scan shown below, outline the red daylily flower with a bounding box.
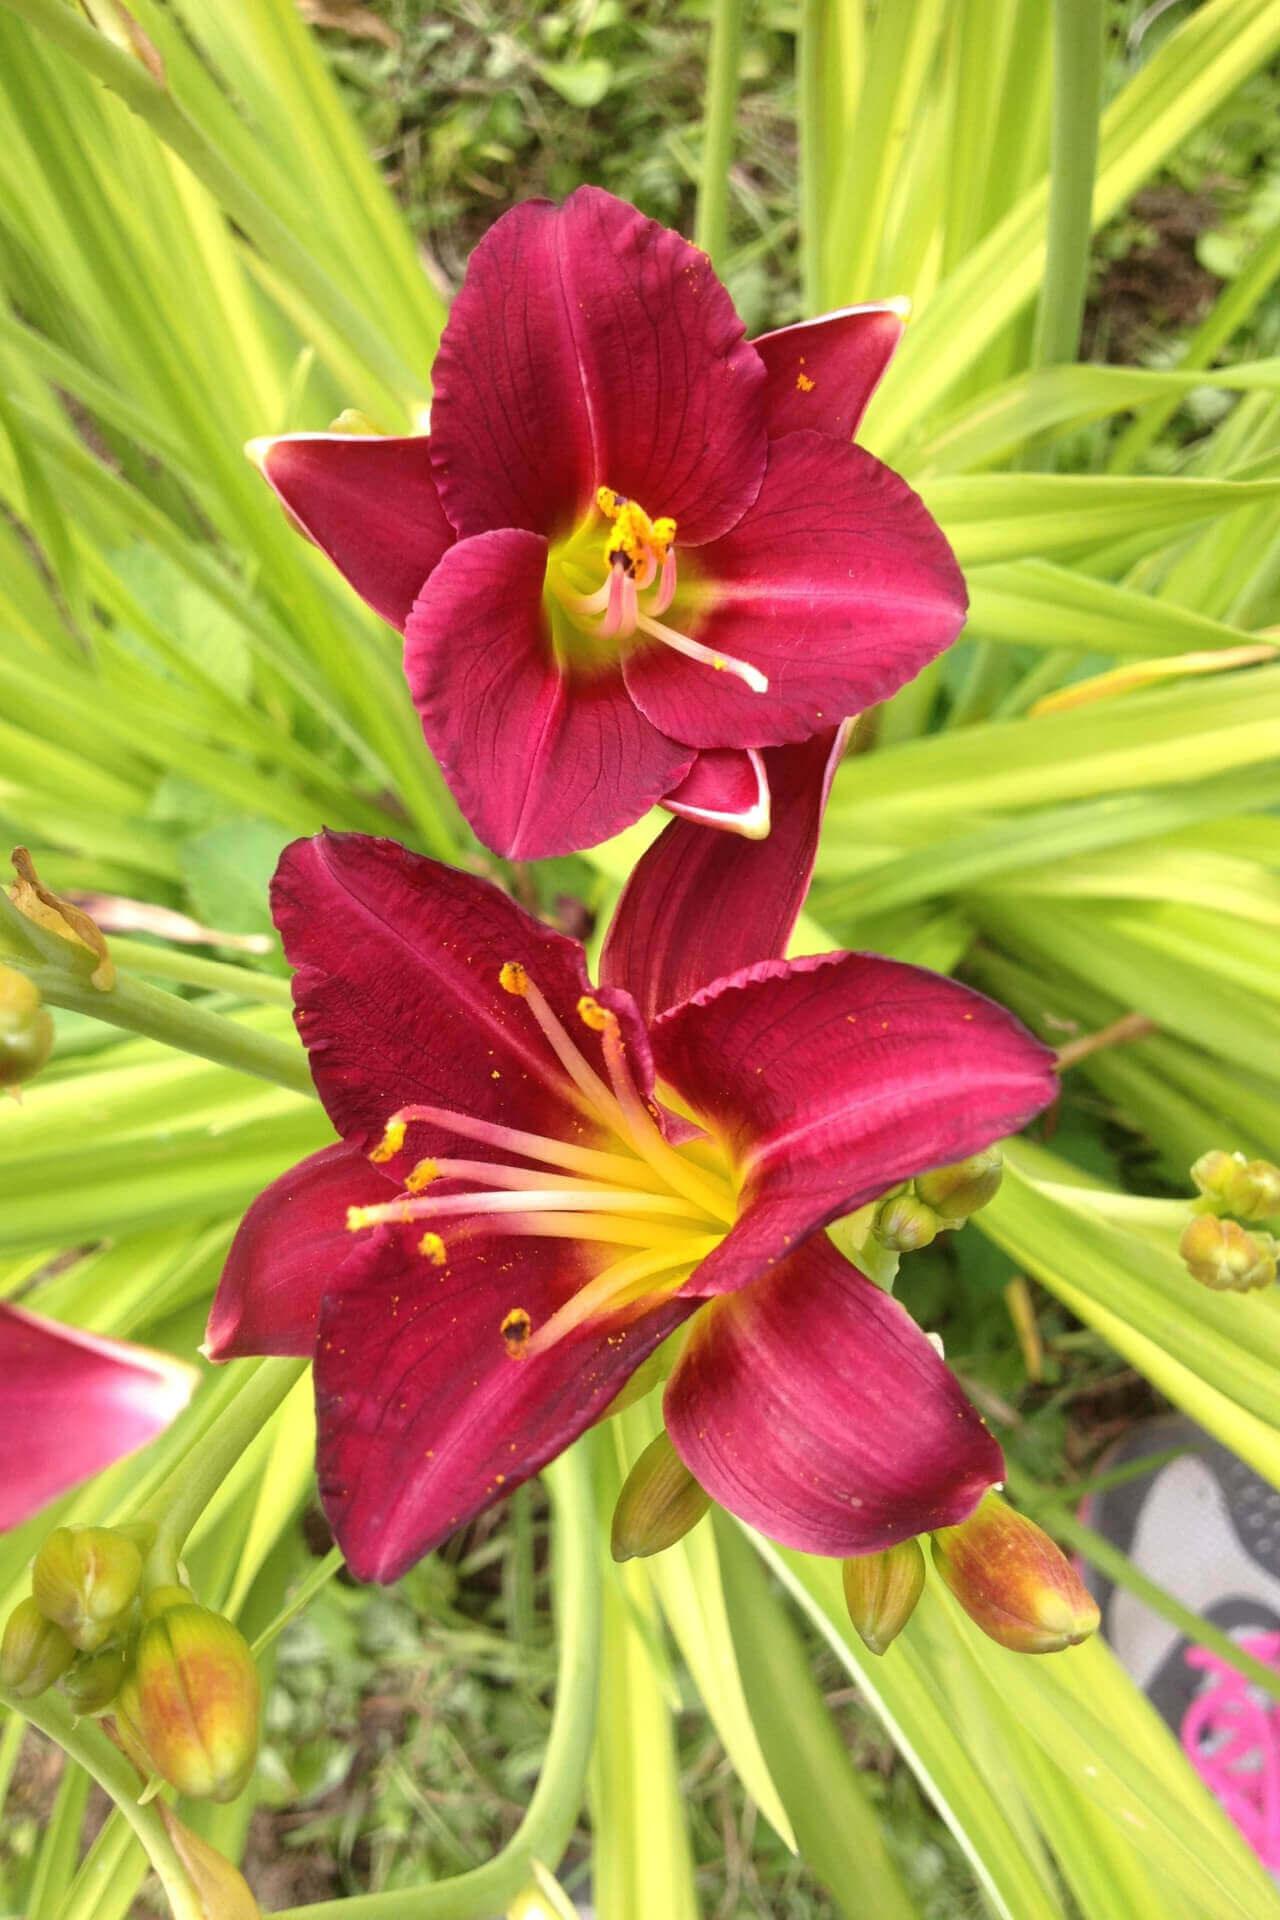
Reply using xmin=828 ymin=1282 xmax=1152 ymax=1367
xmin=251 ymin=188 xmax=963 ymax=858
xmin=0 ymin=1305 xmax=196 ymax=1529
xmin=207 ymin=752 xmax=1056 ymax=1583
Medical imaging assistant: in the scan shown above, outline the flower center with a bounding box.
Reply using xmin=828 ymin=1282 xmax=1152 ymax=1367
xmin=542 ymin=487 xmax=768 ymax=693
xmin=346 ymin=963 xmax=737 ymax=1363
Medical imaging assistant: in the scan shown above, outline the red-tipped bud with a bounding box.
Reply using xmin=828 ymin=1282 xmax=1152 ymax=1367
xmin=62 ymin=1646 xmax=128 ymax=1715
xmin=31 ymin=1526 xmax=143 ymax=1651
xmin=0 ymin=965 xmax=54 ymax=1089
xmin=1 ymin=1597 xmax=75 ymax=1697
xmin=1191 ymin=1150 xmax=1280 ymax=1222
xmin=611 ymin=1431 xmax=710 ymax=1562
xmin=841 ymin=1538 xmax=926 ymax=1655
xmin=1179 ymin=1214 xmax=1276 ymax=1293
xmin=916 ymin=1147 xmax=1003 ymax=1226
xmin=872 ymin=1192 xmax=939 ymax=1252
xmin=132 ymin=1604 xmax=261 ymax=1802
xmin=932 ymin=1493 xmax=1099 ymax=1655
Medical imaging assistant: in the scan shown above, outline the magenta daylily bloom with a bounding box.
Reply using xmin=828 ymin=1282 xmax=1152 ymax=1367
xmin=207 ymin=768 xmax=1056 ymax=1583
xmin=0 ymin=1304 xmax=197 ymax=1529
xmin=251 ymin=188 xmax=963 ymax=857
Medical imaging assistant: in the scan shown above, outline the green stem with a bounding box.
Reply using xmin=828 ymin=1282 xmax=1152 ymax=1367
xmin=797 ymin=0 xmax=825 ymax=313
xmin=694 ymin=0 xmax=745 ymax=268
xmin=105 ymin=938 xmax=294 ymax=1007
xmin=273 ymin=1443 xmax=601 ymax=1920
xmin=1030 ymin=0 xmax=1104 ymax=369
xmin=0 ymin=0 xmax=419 ymax=402
xmin=0 ymin=1689 xmax=203 ymax=1920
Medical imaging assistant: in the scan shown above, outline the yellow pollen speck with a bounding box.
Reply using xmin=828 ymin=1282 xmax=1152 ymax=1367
xmin=418 ymin=1231 xmax=447 ymax=1265
xmin=796 ymin=371 xmax=816 ymax=393
xmin=369 ymin=1118 xmax=406 ymax=1164
xmin=406 ymin=1158 xmax=439 ymax=1192
xmin=499 ymin=960 xmax=529 ymax=996
xmin=501 ymin=1307 xmax=532 ymax=1358
xmin=577 ymin=994 xmax=612 ymax=1032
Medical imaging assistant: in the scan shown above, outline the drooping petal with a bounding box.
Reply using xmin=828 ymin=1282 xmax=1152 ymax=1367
xmin=251 ymin=434 xmax=455 ymax=630
xmin=664 ymin=1234 xmax=1001 ymax=1554
xmin=204 ymin=1142 xmax=392 ymax=1361
xmin=272 ymin=832 xmax=656 ymax=1175
xmin=660 ymin=748 xmax=770 ymax=837
xmin=624 ymin=432 xmax=966 ymax=750
xmin=602 ymin=729 xmax=847 ymax=1024
xmin=0 ymin=1305 xmax=197 ymax=1528
xmin=314 ymin=1222 xmax=695 ymax=1581
xmin=404 ymin=528 xmax=693 ymax=859
xmin=751 ymin=302 xmax=907 ymax=441
xmin=429 ymin=187 xmax=768 ymax=546
xmin=655 ymin=953 xmax=1057 ymax=1296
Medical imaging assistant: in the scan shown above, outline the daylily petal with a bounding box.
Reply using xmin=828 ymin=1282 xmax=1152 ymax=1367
xmin=404 ymin=528 xmax=693 ymax=859
xmin=624 ymin=431 xmax=966 ymax=750
xmin=664 ymin=1234 xmax=1001 ymax=1554
xmin=205 ymin=1142 xmax=392 ymax=1361
xmin=272 ymin=832 xmax=656 ymax=1171
xmin=251 ymin=434 xmax=454 ymax=630
xmin=0 ymin=1305 xmax=197 ymax=1528
xmin=429 ymin=186 xmax=768 ymax=546
xmin=660 ymin=748 xmax=770 ymax=837
xmin=314 ymin=1222 xmax=694 ymax=1581
xmin=751 ymin=302 xmax=907 ymax=441
xmin=654 ymin=953 xmax=1057 ymax=1296
xmin=602 ymin=729 xmax=847 ymax=1024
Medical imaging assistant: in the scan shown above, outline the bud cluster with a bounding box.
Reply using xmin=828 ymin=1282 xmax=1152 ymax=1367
xmin=1181 ymin=1150 xmax=1279 ymax=1294
xmin=870 ymin=1147 xmax=1004 ymax=1256
xmin=1 ymin=1525 xmax=260 ymax=1802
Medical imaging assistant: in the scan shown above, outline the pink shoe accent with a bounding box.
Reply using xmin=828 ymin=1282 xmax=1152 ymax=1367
xmin=1181 ymin=1632 xmax=1280 ymax=1870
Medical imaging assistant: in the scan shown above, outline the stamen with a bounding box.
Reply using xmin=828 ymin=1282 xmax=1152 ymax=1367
xmin=634 ymin=610 xmax=769 ymax=694
xmin=501 ymin=1307 xmax=532 ymax=1358
xmin=406 ymin=1158 xmax=439 ymax=1192
xmin=347 ymin=1187 xmax=715 ymax=1230
xmin=375 ymin=1103 xmax=666 ymax=1189
xmin=597 ymin=565 xmax=636 ymax=639
xmin=517 ymin=975 xmax=626 ymax=1126
xmin=369 ymin=1118 xmax=406 ymax=1164
xmin=651 ymin=548 xmax=677 ymax=616
xmin=521 ymin=1238 xmax=714 ymax=1360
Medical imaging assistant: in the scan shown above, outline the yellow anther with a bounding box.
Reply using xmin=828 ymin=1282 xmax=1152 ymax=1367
xmin=346 ymin=1205 xmax=375 ymax=1233
xmin=406 ymin=1158 xmax=439 ymax=1193
xmin=501 ymin=1307 xmax=532 ymax=1358
xmin=651 ymin=516 xmax=677 ymax=553
xmin=577 ymin=994 xmax=613 ymax=1032
xmin=596 ymin=487 xmax=676 ymax=570
xmin=418 ymin=1232 xmax=447 ymax=1266
xmin=499 ymin=960 xmax=529 ymax=997
xmin=369 ymin=1118 xmax=406 ymax=1164
xmin=596 ymin=486 xmax=626 ymax=520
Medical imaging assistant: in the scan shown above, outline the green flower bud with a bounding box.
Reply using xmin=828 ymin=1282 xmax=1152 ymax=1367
xmin=932 ymin=1493 xmax=1099 ymax=1655
xmin=133 ymin=1604 xmax=261 ymax=1802
xmin=916 ymin=1147 xmax=1003 ymax=1226
xmin=611 ymin=1430 xmax=710 ymax=1562
xmin=141 ymin=1583 xmax=195 ymax=1621
xmin=872 ymin=1192 xmax=940 ymax=1253
xmin=32 ymin=1527 xmax=143 ymax=1652
xmin=841 ymin=1538 xmax=926 ymax=1655
xmin=1179 ymin=1214 xmax=1276 ymax=1293
xmin=0 ymin=965 xmax=54 ymax=1089
xmin=62 ymin=1646 xmax=128 ymax=1715
xmin=1 ymin=1597 xmax=75 ymax=1698
xmin=1190 ymin=1149 xmax=1280 ymax=1221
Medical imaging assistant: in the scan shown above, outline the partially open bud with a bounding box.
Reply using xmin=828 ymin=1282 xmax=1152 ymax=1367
xmin=32 ymin=1526 xmax=143 ymax=1651
xmin=1191 ymin=1150 xmax=1280 ymax=1221
xmin=917 ymin=1147 xmax=1003 ymax=1227
xmin=932 ymin=1493 xmax=1099 ymax=1655
xmin=132 ymin=1604 xmax=261 ymax=1801
xmin=0 ymin=966 xmax=54 ymax=1089
xmin=1 ymin=1597 xmax=75 ymax=1697
xmin=611 ymin=1430 xmax=710 ymax=1562
xmin=872 ymin=1191 xmax=940 ymax=1253
xmin=1179 ymin=1214 xmax=1276 ymax=1293
xmin=842 ymin=1538 xmax=926 ymax=1655
xmin=62 ymin=1645 xmax=128 ymax=1715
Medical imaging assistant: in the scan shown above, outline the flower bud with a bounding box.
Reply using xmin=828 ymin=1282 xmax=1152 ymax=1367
xmin=0 ymin=965 xmax=54 ymax=1089
xmin=329 ymin=408 xmax=385 ymax=436
xmin=872 ymin=1192 xmax=939 ymax=1252
xmin=842 ymin=1538 xmax=925 ymax=1655
xmin=916 ymin=1147 xmax=1003 ymax=1226
xmin=32 ymin=1526 xmax=143 ymax=1651
xmin=932 ymin=1493 xmax=1099 ymax=1655
xmin=1 ymin=1597 xmax=75 ymax=1697
xmin=159 ymin=1807 xmax=261 ymax=1919
xmin=611 ymin=1430 xmax=710 ymax=1562
xmin=132 ymin=1604 xmax=261 ymax=1801
xmin=62 ymin=1646 xmax=128 ymax=1715
xmin=1190 ymin=1149 xmax=1280 ymax=1221
xmin=1179 ymin=1214 xmax=1276 ymax=1293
